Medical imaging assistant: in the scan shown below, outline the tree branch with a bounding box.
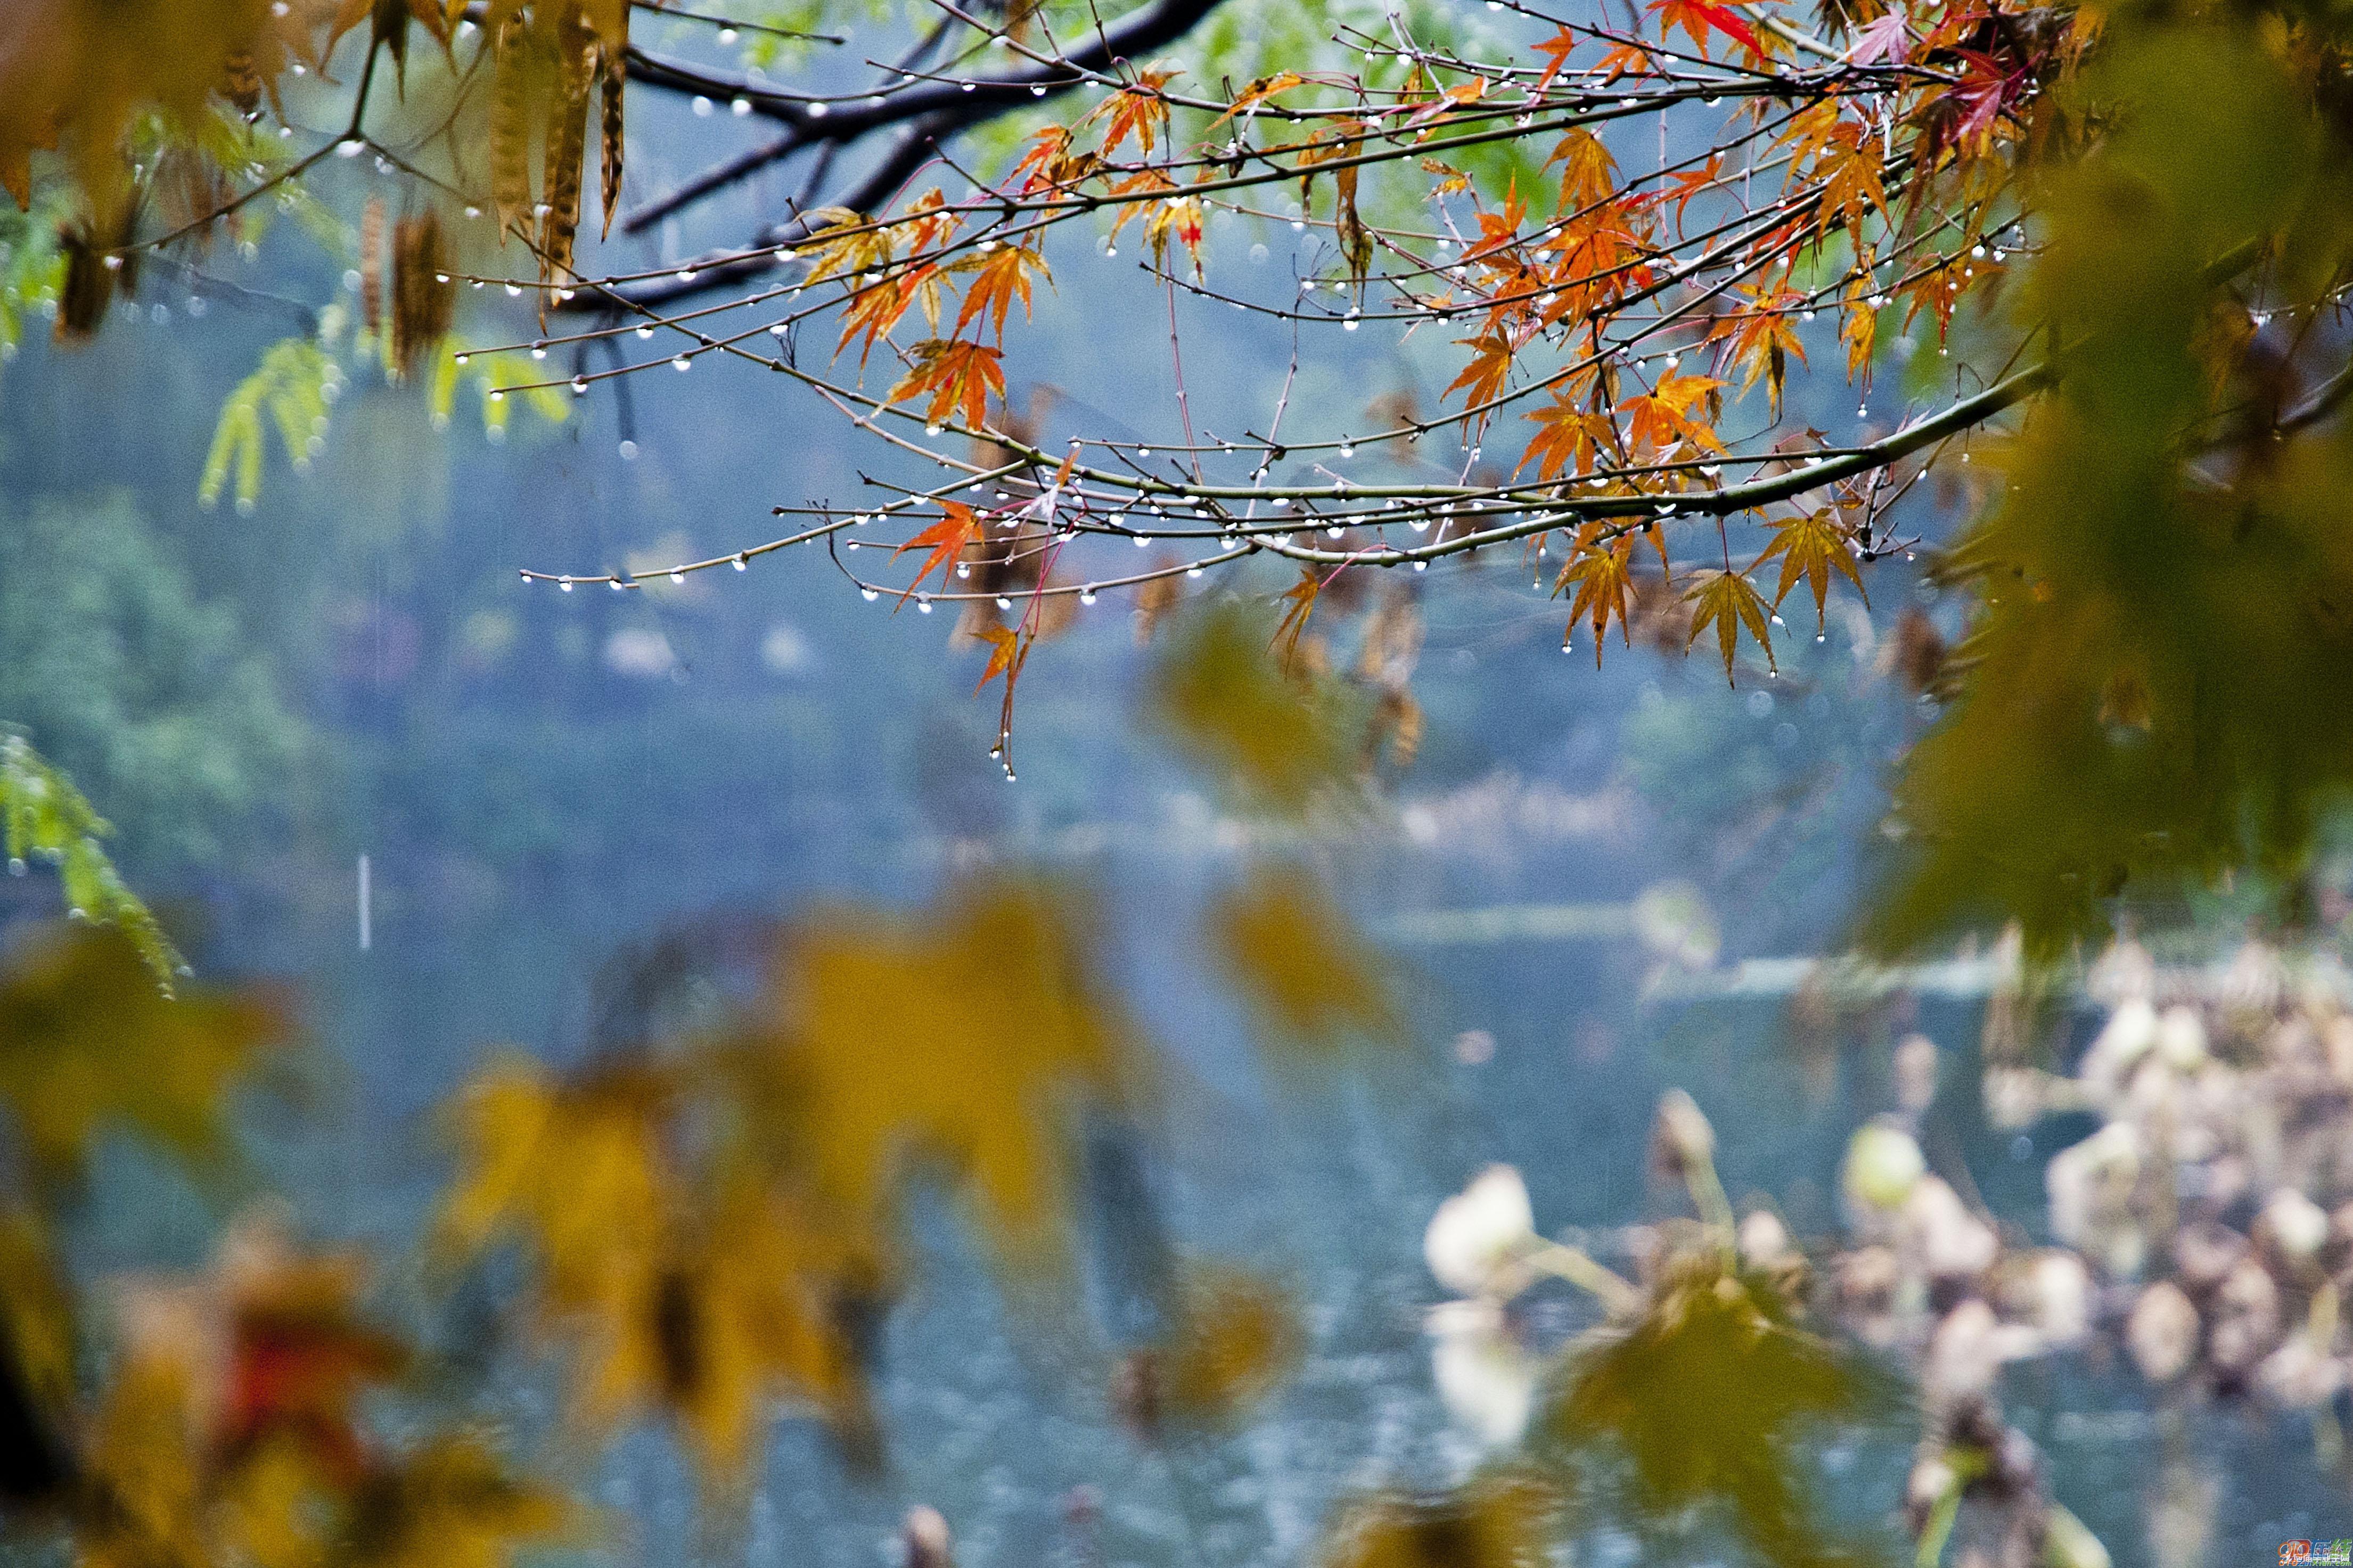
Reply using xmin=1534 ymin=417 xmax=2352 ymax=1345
xmin=579 ymin=0 xmax=1229 ymax=311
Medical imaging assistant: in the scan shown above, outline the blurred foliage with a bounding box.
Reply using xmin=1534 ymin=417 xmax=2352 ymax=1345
xmin=0 ymin=491 xmax=304 ymax=872
xmin=1208 ymin=861 xmax=1402 ymax=1058
xmin=0 ymin=733 xmax=181 ymax=985
xmin=1550 ymin=1251 xmax=1892 ymax=1568
xmin=1319 ymin=1468 xmax=1564 ymax=1568
xmin=440 ymin=876 xmax=1145 ymax=1475
xmin=0 ymin=924 xmax=283 ymax=1188
xmin=1115 ymin=1260 xmax=1303 ymax=1436
xmin=1876 ymin=4 xmax=2353 ymax=955
xmin=1150 ymin=599 xmax=1366 ymax=816
xmin=199 ymin=333 xmax=341 ymax=515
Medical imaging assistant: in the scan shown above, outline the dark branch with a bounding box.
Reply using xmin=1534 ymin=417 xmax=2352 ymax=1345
xmin=582 ymin=0 xmax=1228 ymax=311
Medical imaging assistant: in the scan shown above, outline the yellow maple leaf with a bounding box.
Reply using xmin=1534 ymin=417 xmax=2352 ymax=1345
xmin=1207 ymin=864 xmax=1400 ymax=1058
xmin=1750 ymin=507 xmax=1866 ymax=630
xmin=1683 ymin=568 xmax=1776 ymax=684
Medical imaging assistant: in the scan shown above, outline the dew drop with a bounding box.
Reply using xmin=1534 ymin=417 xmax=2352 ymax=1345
xmin=673 ymin=354 xmax=693 ymax=371
xmin=1079 ymin=589 xmax=1098 ymax=605
xmin=733 ymin=554 xmax=749 ymax=571
xmin=917 ymin=594 xmax=934 ymax=612
xmin=559 ymin=577 xmax=574 ymax=591
xmin=862 ymin=587 xmax=881 ymax=601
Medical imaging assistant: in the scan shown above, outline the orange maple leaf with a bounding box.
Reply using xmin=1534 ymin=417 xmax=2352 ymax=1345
xmin=890 ymin=500 xmax=983 ymax=605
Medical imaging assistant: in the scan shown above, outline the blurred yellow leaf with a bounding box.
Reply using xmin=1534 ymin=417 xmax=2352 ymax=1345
xmin=1150 ymin=601 xmax=1362 ymax=815
xmin=0 ymin=0 xmax=274 ymax=216
xmin=340 ymin=1436 xmax=575 ymax=1568
xmin=1208 ymin=865 xmax=1401 ymax=1058
xmin=438 ymin=1057 xmax=871 ymax=1471
xmin=0 ymin=924 xmax=288 ymax=1186
xmin=757 ymin=876 xmax=1138 ymax=1267
xmin=1550 ymin=1256 xmax=1887 ymax=1565
xmin=1116 ymin=1261 xmax=1302 ymax=1436
xmin=1321 ymin=1470 xmax=1564 ymax=1568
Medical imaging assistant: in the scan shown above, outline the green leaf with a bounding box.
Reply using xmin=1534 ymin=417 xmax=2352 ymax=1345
xmin=0 ymin=733 xmax=182 ymax=990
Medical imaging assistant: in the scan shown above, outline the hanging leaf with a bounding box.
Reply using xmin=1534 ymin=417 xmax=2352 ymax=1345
xmin=0 ymin=733 xmax=182 ymax=984
xmin=1682 ymin=568 xmax=1776 ymax=684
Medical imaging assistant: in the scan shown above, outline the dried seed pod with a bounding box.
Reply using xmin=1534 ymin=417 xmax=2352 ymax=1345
xmin=537 ymin=13 xmax=596 ymax=289
xmin=389 ymin=208 xmax=456 ymax=380
xmin=221 ymin=50 xmax=265 ymax=118
xmin=55 ymin=226 xmax=112 ymax=341
xmin=359 ymin=196 xmax=387 ymax=342
xmin=599 ymin=36 xmax=627 ymax=239
xmin=487 ymin=14 xmax=536 ymax=240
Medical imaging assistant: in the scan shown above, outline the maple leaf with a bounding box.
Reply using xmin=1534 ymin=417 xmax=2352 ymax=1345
xmin=888 ymin=500 xmax=982 ymax=604
xmin=759 ymin=877 xmax=1139 ymax=1263
xmin=1594 ymin=39 xmax=1654 ymax=79
xmin=437 ymin=1053 xmax=879 ymax=1474
xmin=1644 ymin=152 xmax=1724 ymax=235
xmin=1752 ymin=507 xmax=1866 ymax=630
xmin=1555 ymin=531 xmax=1638 ymax=666
xmin=1080 ymin=65 xmax=1178 ymax=157
xmin=1619 ymin=372 xmax=1724 ymax=454
xmin=887 ymin=339 xmax=1004 ymax=432
xmin=970 ymin=621 xmax=1033 ymax=761
xmin=1842 ymin=281 xmax=1878 ymax=380
xmin=1116 ymin=1262 xmax=1303 ymax=1437
xmin=1208 ymin=864 xmax=1399 ymax=1057
xmin=1272 ymin=569 xmax=1324 ymax=674
xmin=1010 ymin=126 xmax=1079 ymax=192
xmin=0 ymin=924 xmax=287 ymax=1184
xmin=1719 ymin=291 xmax=1808 ymax=417
xmin=1683 ymin=568 xmax=1776 ymax=684
xmin=798 ymin=208 xmax=893 ymax=285
xmin=1808 ymin=124 xmax=1888 ymax=239
xmin=1553 ymin=1256 xmax=1887 ymax=1559
xmin=1532 ymin=26 xmax=1580 ymax=91
xmin=1151 ymin=601 xmax=1359 ymax=814
xmin=954 ymin=243 xmax=1052 ymax=343
xmin=835 ymin=273 xmax=916 ymax=365
xmin=1212 ymin=71 xmax=1306 ymax=127
xmin=1519 ymin=393 xmax=1612 ymax=482
xmin=1646 ymin=0 xmax=1758 ymax=56
xmin=1847 ymin=10 xmax=1910 ymax=65
xmin=1442 ymin=330 xmax=1518 ymax=430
